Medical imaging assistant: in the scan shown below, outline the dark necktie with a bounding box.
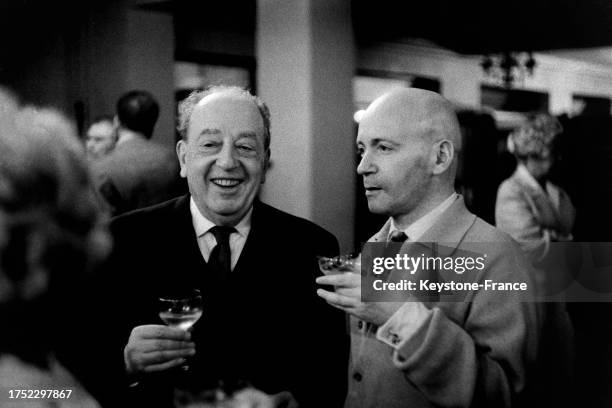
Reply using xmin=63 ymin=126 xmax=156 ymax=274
xmin=197 ymin=226 xmax=236 ymax=382
xmin=208 ymin=226 xmax=236 ymax=280
xmin=382 ymin=230 xmax=408 ymax=271
xmin=385 ymin=230 xmax=408 ymax=255
xmin=389 ymin=230 xmax=408 ymax=243
xmin=383 ymin=230 xmax=408 ymax=258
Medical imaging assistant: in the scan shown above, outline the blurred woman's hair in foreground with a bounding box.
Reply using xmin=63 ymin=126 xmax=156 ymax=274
xmin=0 ymin=88 xmax=111 ymax=382
xmin=0 ymin=88 xmax=109 ymax=407
xmin=0 ymin=93 xmax=110 ymax=306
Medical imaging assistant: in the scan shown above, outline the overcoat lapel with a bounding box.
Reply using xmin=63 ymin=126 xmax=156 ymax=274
xmin=369 ymin=196 xmax=476 ymax=254
xmin=368 ymin=196 xmax=477 ymax=305
xmin=419 ymin=196 xmax=476 ymax=255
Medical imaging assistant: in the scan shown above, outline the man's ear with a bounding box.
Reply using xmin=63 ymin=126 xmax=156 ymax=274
xmin=431 ymin=139 xmax=454 ymax=175
xmin=176 ymin=140 xmax=188 ymax=178
xmin=261 ymin=148 xmax=271 ymax=184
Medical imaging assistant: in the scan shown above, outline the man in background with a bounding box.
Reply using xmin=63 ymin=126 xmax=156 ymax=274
xmin=317 ymin=88 xmax=538 ymax=408
xmin=85 ymin=115 xmax=117 ymax=161
xmin=93 ymin=90 xmax=183 ymax=215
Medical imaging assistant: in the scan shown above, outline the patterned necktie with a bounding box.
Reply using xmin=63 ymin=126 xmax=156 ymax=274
xmin=208 ymin=226 xmax=236 ymax=280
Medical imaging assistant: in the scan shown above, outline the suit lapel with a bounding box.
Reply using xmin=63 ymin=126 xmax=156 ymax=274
xmin=169 ymin=195 xmax=209 ymax=291
xmin=366 ymin=197 xmax=476 ymax=305
xmin=370 ymin=196 xmax=476 ymax=254
xmin=419 ymin=196 xmax=476 ymax=255
xmin=232 ymin=200 xmax=265 ymax=278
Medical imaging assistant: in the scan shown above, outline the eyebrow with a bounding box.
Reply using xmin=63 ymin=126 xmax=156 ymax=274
xmin=199 ymin=128 xmax=221 ymax=136
xmin=359 ymin=138 xmax=401 ymax=147
xmin=235 ymin=131 xmax=258 ymax=139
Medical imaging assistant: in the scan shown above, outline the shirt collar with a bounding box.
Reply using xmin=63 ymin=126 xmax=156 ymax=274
xmin=189 ymin=196 xmax=252 ymax=239
xmin=388 ymin=193 xmax=458 ymax=242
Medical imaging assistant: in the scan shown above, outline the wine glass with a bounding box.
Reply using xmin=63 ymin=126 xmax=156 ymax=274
xmin=158 ymin=289 xmax=203 ymax=370
xmin=317 ymin=253 xmax=360 ymax=275
xmin=158 ymin=290 xmax=203 ymax=331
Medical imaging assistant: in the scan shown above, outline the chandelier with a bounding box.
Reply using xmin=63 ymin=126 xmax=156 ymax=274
xmin=480 ymin=52 xmax=536 ymax=88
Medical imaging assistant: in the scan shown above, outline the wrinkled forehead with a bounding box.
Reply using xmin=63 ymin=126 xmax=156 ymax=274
xmin=189 ymin=92 xmax=265 ymax=139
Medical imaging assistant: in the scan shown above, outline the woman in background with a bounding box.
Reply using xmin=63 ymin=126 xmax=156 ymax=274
xmin=495 ymin=113 xmax=575 ymax=265
xmin=495 ymin=112 xmax=575 ymax=408
xmin=0 ymin=93 xmax=110 ymax=408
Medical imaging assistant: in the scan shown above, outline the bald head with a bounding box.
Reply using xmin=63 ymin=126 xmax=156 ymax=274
xmin=364 ymin=88 xmax=461 ymax=151
xmin=357 ymin=88 xmax=461 ymax=227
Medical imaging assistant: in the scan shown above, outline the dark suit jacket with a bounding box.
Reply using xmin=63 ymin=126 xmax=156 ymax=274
xmin=89 ymin=195 xmax=348 ymax=407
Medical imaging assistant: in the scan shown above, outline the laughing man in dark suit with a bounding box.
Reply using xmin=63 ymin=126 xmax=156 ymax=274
xmin=100 ymin=86 xmax=347 ymax=407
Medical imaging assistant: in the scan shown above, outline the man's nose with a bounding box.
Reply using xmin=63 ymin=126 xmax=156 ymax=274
xmin=216 ymin=144 xmax=239 ymax=170
xmin=357 ymin=151 xmax=375 ymax=175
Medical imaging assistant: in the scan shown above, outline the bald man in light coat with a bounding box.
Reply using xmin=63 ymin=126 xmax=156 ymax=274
xmin=317 ymin=88 xmax=539 ymax=408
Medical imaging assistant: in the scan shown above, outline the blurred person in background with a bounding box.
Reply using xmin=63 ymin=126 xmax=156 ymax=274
xmin=0 ymin=96 xmax=111 ymax=407
xmin=496 ymin=113 xmax=575 ymax=264
xmin=92 ymin=90 xmax=183 ymax=215
xmin=495 ymin=113 xmax=575 ymax=407
xmin=85 ymin=115 xmax=117 ymax=161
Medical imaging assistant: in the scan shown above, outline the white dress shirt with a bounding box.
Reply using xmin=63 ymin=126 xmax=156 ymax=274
xmin=189 ymin=197 xmax=251 ymax=271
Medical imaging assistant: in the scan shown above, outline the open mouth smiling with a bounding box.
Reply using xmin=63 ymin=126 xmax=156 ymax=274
xmin=211 ymin=178 xmax=243 ymax=188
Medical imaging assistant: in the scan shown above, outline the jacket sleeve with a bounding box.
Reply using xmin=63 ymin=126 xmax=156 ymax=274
xmin=495 ymin=181 xmax=549 ymax=261
xmin=376 ymin=249 xmax=538 ymax=407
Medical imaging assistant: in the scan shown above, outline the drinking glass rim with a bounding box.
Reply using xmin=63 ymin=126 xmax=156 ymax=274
xmin=158 ymin=289 xmax=202 ymax=302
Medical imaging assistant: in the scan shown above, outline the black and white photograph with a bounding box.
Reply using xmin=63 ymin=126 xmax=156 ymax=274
xmin=1 ymin=0 xmax=612 ymax=407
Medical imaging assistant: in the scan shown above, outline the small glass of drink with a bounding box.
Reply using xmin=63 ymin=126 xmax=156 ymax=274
xmin=317 ymin=253 xmax=360 ymax=275
xmin=158 ymin=289 xmax=203 ymax=370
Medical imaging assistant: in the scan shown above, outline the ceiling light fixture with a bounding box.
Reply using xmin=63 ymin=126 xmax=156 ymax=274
xmin=481 ymin=52 xmax=536 ymax=88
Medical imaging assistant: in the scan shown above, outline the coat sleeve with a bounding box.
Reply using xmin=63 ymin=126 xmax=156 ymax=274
xmin=555 ymin=187 xmax=576 ymax=235
xmin=376 ymin=248 xmax=538 ymax=407
xmin=495 ymin=181 xmax=549 ymax=261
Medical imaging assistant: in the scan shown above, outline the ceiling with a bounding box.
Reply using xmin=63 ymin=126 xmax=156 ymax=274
xmin=163 ymin=0 xmax=612 ymax=64
xmin=352 ymin=0 xmax=612 ymax=54
xmin=4 ymin=0 xmax=612 ymax=62
xmin=542 ymin=47 xmax=612 ymax=67
xmin=138 ymin=0 xmax=612 ymax=68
